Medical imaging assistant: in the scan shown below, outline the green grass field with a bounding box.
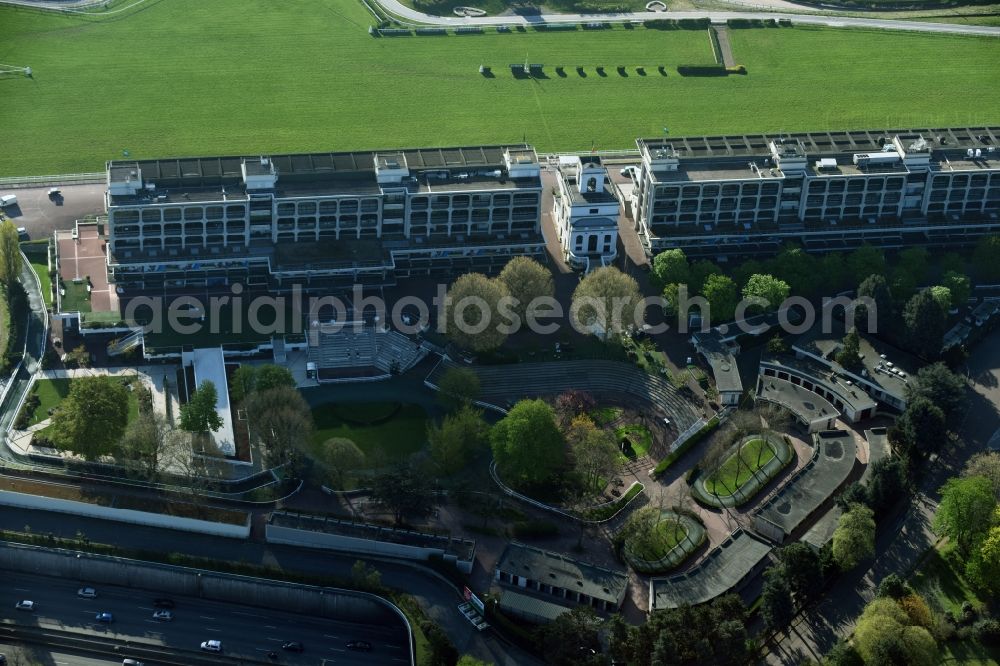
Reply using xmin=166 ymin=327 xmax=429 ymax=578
xmin=311 ymin=401 xmax=429 ymax=463
xmin=628 ymin=518 xmax=687 ymax=561
xmin=26 ymin=377 xmax=140 ymax=427
xmin=911 ymin=541 xmax=1000 ymax=665
xmin=704 ymin=437 xmax=775 ymax=496
xmin=1 ymin=1 xmax=998 ymax=176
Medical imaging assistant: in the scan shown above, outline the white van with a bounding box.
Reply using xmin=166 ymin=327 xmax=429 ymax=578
xmin=0 ymin=195 xmax=16 ymax=208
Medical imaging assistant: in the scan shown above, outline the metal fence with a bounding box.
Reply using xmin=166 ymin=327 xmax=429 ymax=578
xmin=0 ymin=173 xmax=104 ymax=188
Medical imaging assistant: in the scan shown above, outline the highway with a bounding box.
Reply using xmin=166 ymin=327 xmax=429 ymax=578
xmin=0 ymin=572 xmax=408 ymax=665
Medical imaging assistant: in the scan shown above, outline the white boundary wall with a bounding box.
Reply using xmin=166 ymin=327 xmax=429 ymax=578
xmin=0 ymin=489 xmax=250 ymax=538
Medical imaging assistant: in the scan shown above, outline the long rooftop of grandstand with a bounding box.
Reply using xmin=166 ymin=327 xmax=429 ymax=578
xmin=761 ymin=353 xmax=878 ymax=414
xmin=497 ymin=542 xmax=629 ymax=605
xmin=109 ymin=144 xmax=533 ymax=182
xmin=637 ymin=126 xmax=1000 ymax=161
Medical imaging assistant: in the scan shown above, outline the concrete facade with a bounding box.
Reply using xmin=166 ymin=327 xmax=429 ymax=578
xmin=552 ymin=156 xmax=620 ymax=271
xmin=632 ymin=127 xmax=1000 ymax=257
xmin=104 ymin=146 xmax=545 ymax=292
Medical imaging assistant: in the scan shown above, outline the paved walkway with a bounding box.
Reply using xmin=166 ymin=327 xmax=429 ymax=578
xmin=767 ymin=327 xmax=1000 ymax=662
xmin=371 ymin=0 xmax=1000 ymax=36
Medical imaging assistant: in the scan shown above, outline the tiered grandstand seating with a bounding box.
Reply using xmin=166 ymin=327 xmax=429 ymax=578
xmin=308 ymin=326 xmax=427 ymax=375
xmin=428 ymin=359 xmax=700 ymax=432
xmin=308 ymin=328 xmax=379 ymax=370
xmin=374 ymin=329 xmax=426 ymax=373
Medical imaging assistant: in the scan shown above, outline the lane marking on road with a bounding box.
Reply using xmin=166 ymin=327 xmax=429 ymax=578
xmin=265 ymin=625 xmax=277 ymax=629
xmin=267 ymin=637 xmax=282 ymax=642
xmin=204 ymin=628 xmax=221 ymax=632
xmin=235 ymin=611 xmax=267 ymax=618
xmin=329 ymin=647 xmax=346 ymax=652
xmin=199 ymin=615 xmax=216 ymax=620
xmin=137 ymin=606 xmax=154 ymax=611
xmin=13 ymin=588 xmax=30 ymax=592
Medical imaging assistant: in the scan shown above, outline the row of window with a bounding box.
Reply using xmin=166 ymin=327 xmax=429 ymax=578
xmin=654 ymin=182 xmax=781 ymax=199
xmin=276 ymin=199 xmax=380 ymax=216
xmin=112 ymin=206 xmax=247 ymax=224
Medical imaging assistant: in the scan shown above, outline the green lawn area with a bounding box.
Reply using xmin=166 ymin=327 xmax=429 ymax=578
xmin=60 ymin=280 xmax=92 ymax=314
xmin=704 ymin=437 xmax=776 ymax=496
xmin=615 ymin=423 xmax=652 ymax=458
xmin=2 ymin=2 xmax=999 ymax=176
xmin=628 ymin=519 xmax=687 ymax=562
xmin=403 ymin=0 xmax=646 ymax=16
xmin=910 ymin=541 xmax=1000 ymax=665
xmin=590 ymin=406 xmax=623 ymax=426
xmin=27 ymin=257 xmax=52 ymax=308
xmin=25 ymin=377 xmax=140 ymax=428
xmin=310 ymin=401 xmax=429 ymax=464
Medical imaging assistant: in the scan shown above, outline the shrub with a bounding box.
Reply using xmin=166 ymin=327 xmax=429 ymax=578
xmin=976 ymin=619 xmax=1000 ymax=645
xmin=676 ymin=64 xmax=729 ymax=77
xmin=653 ymin=416 xmax=720 ymax=476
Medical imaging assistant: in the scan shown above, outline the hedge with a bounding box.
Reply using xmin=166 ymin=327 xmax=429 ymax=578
xmin=652 ymin=416 xmax=721 ymax=476
xmin=677 ymin=64 xmax=728 ymax=77
xmin=644 ymin=18 xmax=710 ymax=29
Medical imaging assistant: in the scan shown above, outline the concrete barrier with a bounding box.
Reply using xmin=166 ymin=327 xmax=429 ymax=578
xmin=0 ymin=490 xmax=250 ymax=539
xmin=266 ymin=513 xmax=475 ymax=574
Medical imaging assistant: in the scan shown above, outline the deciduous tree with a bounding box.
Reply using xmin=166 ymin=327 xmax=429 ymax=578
xmin=49 ymin=376 xmax=129 ymax=460
xmin=933 ymin=475 xmax=997 ymax=556
xmin=428 ymin=405 xmax=489 ymax=475
xmin=490 ymin=399 xmax=565 ymax=488
xmin=856 ymin=273 xmax=894 ymax=336
xmin=832 ymin=503 xmax=875 ymax=570
xmin=570 ymin=266 xmax=642 ymax=340
xmin=847 ymin=245 xmax=886 ymax=287
xmin=497 ymin=256 xmax=554 ymax=319
xmin=179 ymin=380 xmax=223 ymax=435
xmin=321 ymin=437 xmax=365 ymax=489
xmin=835 ymin=327 xmax=862 ymax=371
xmin=245 ymin=385 xmax=313 ymax=470
xmin=905 ymin=362 xmax=965 ymax=420
xmin=903 ymin=289 xmax=947 ymax=358
xmin=760 ymin=569 xmax=794 ymax=631
xmin=942 ymin=270 xmax=971 ymax=309
xmin=229 ymin=365 xmax=257 ymax=405
xmin=370 ymin=464 xmax=438 ymax=525
xmin=963 ymin=452 xmax=1000 ymax=499
xmin=973 ymin=235 xmax=1000 ymax=282
xmin=253 ymin=364 xmax=296 ymax=393
xmin=444 ymin=273 xmax=510 ymax=351
xmin=116 ymin=411 xmax=169 ymax=479
xmin=742 ymin=273 xmax=790 ymax=312
xmin=651 ymin=248 xmax=690 ymax=289
xmin=436 ymin=366 xmax=480 ymax=411
xmin=702 ymin=273 xmax=738 ymax=323
xmin=566 ymin=415 xmax=619 ymax=495
xmin=0 ymin=220 xmax=20 ymax=287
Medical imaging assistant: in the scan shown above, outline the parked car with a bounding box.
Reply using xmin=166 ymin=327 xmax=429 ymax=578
xmin=16 ymin=227 xmax=27 ymax=239
xmin=77 ymin=587 xmax=98 ymax=599
xmin=281 ymin=641 xmax=304 ymax=652
xmin=48 ymin=188 xmax=61 ymax=199
xmin=15 ymin=600 xmax=34 ymax=611
xmin=346 ymin=640 xmax=372 ymax=652
xmin=200 ymin=640 xmax=223 ymax=653
xmin=95 ymin=612 xmax=114 ymax=623
xmin=152 ymin=610 xmax=173 ymax=622
xmin=152 ymin=598 xmax=175 ymax=609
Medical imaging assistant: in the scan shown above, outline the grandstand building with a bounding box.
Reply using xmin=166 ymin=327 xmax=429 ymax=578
xmin=551 ymin=156 xmax=620 ymax=270
xmin=632 ymin=127 xmax=1000 ymax=257
xmin=103 ymin=145 xmax=545 ymax=293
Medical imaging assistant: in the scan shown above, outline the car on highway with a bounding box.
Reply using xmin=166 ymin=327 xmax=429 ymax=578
xmin=78 ymin=587 xmax=98 ymax=598
xmin=14 ymin=600 xmax=34 ymax=611
xmin=152 ymin=598 xmax=175 ymax=609
xmin=346 ymin=640 xmax=372 ymax=652
xmin=200 ymin=640 xmax=223 ymax=653
xmin=282 ymin=641 xmax=304 ymax=652
xmin=95 ymin=612 xmax=114 ymax=623
xmin=152 ymin=610 xmax=173 ymax=622
xmin=122 ymin=660 xmax=144 ymax=666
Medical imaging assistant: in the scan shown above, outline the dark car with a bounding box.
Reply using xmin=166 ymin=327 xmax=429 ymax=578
xmin=153 ymin=598 xmax=175 ymax=609
xmin=281 ymin=641 xmax=304 ymax=652
xmin=346 ymin=640 xmax=372 ymax=652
